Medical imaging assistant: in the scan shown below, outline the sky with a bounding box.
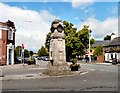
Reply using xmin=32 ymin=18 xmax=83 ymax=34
xmin=0 ymin=1 xmax=119 ymax=52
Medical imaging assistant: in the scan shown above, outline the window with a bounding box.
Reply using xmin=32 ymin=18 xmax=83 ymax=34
xmin=8 ymin=29 xmax=13 ymax=40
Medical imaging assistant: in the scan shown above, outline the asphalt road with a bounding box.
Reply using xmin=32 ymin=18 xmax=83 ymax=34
xmin=1 ymin=60 xmax=48 ymax=76
xmin=1 ymin=60 xmax=119 ymax=91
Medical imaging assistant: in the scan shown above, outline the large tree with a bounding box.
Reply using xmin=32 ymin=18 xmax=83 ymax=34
xmin=38 ymin=46 xmax=48 ymax=57
xmin=45 ymin=20 xmax=95 ymax=59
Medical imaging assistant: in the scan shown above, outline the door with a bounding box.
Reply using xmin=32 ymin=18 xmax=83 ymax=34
xmin=9 ymin=49 xmax=12 ymax=65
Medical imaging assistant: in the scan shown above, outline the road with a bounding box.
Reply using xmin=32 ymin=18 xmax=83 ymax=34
xmin=1 ymin=60 xmax=119 ymax=91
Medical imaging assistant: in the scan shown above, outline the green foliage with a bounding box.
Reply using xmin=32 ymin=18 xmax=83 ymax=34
xmin=38 ymin=46 xmax=49 ymax=57
xmin=15 ymin=46 xmax=33 ymax=58
xmin=93 ymin=45 xmax=103 ymax=56
xmin=104 ymin=35 xmax=111 ymax=40
xmin=72 ymin=58 xmax=77 ymax=64
xmin=70 ymin=63 xmax=80 ymax=68
xmin=29 ymin=51 xmax=34 ymax=56
xmin=45 ymin=20 xmax=95 ymax=59
xmin=45 ymin=32 xmax=51 ymax=52
xmin=14 ymin=46 xmax=21 ymax=57
xmin=24 ymin=49 xmax=29 ymax=57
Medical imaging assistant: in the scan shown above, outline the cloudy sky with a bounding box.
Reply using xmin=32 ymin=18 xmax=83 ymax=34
xmin=0 ymin=1 xmax=119 ymax=52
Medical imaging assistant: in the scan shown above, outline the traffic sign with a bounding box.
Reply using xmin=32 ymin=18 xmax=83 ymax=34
xmin=22 ymin=44 xmax=24 ymax=49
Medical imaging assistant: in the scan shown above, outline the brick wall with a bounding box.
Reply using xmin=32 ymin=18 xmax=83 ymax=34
xmin=97 ymin=55 xmax=104 ymax=63
xmin=1 ymin=30 xmax=7 ymax=65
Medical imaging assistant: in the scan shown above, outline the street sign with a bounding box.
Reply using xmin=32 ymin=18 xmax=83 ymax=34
xmin=22 ymin=44 xmax=24 ymax=49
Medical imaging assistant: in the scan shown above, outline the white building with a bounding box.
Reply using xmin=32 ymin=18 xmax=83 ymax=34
xmin=104 ymin=33 xmax=120 ymax=63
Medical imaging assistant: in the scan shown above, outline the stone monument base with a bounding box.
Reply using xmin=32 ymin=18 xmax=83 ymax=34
xmin=44 ymin=62 xmax=72 ymax=76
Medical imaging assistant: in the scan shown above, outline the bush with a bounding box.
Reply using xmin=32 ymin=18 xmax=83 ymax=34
xmin=72 ymin=58 xmax=77 ymax=64
xmin=70 ymin=58 xmax=81 ymax=71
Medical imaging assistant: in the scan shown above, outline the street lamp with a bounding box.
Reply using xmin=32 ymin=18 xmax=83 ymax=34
xmin=80 ymin=19 xmax=92 ymax=62
xmin=89 ymin=30 xmax=91 ymax=62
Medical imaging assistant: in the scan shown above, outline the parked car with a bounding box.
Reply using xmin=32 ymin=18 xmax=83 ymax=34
xmin=112 ymin=58 xmax=117 ymax=65
xmin=28 ymin=56 xmax=36 ymax=65
xmin=24 ymin=57 xmax=29 ymax=63
xmin=15 ymin=57 xmax=22 ymax=64
xmin=43 ymin=56 xmax=49 ymax=61
xmin=38 ymin=56 xmax=49 ymax=61
xmin=37 ymin=57 xmax=44 ymax=60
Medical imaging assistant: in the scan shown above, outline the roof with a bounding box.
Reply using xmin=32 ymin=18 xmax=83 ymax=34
xmin=105 ymin=37 xmax=120 ymax=46
xmin=93 ymin=40 xmax=109 ymax=47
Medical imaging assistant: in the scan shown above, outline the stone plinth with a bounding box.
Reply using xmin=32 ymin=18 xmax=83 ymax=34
xmin=46 ymin=31 xmax=70 ymax=75
xmin=45 ymin=19 xmax=71 ymax=76
xmin=49 ymin=31 xmax=66 ymax=65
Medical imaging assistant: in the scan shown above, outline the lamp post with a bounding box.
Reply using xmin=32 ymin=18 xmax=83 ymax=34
xmin=21 ymin=44 xmax=24 ymax=65
xmin=80 ymin=18 xmax=92 ymax=62
xmin=89 ymin=30 xmax=91 ymax=62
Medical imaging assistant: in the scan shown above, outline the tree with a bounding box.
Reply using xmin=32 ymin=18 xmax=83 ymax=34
xmin=15 ymin=45 xmax=21 ymax=57
xmin=45 ymin=20 xmax=95 ymax=59
xmin=63 ymin=21 xmax=78 ymax=59
xmin=45 ymin=32 xmax=51 ymax=52
xmin=38 ymin=46 xmax=48 ymax=57
xmin=24 ymin=49 xmax=29 ymax=57
xmin=93 ymin=45 xmax=103 ymax=57
xmin=104 ymin=35 xmax=111 ymax=40
xmin=29 ymin=51 xmax=34 ymax=56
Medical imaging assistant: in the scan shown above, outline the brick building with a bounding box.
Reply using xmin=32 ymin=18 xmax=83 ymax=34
xmin=0 ymin=20 xmax=16 ymax=65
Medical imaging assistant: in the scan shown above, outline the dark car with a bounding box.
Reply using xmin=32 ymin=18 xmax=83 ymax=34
xmin=43 ymin=56 xmax=49 ymax=61
xmin=15 ymin=57 xmax=22 ymax=64
xmin=24 ymin=57 xmax=29 ymax=63
xmin=37 ymin=57 xmax=44 ymax=60
xmin=112 ymin=58 xmax=117 ymax=65
xmin=38 ymin=56 xmax=49 ymax=61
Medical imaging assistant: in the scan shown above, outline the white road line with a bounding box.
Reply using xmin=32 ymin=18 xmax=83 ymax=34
xmin=81 ymin=71 xmax=88 ymax=75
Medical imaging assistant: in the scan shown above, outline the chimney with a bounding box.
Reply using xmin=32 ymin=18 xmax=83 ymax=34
xmin=111 ymin=33 xmax=116 ymax=40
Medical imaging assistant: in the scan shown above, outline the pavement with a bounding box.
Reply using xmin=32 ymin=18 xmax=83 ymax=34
xmin=0 ymin=61 xmax=119 ymax=81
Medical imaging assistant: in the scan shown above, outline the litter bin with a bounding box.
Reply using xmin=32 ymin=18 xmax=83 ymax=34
xmin=112 ymin=58 xmax=117 ymax=65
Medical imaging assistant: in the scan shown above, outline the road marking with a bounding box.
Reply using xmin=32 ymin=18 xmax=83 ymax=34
xmin=29 ymin=68 xmax=45 ymax=70
xmin=81 ymin=71 xmax=88 ymax=75
xmin=88 ymin=69 xmax=95 ymax=71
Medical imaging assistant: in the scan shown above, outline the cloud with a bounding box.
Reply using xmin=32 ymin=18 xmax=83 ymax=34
xmin=77 ymin=17 xmax=118 ymax=40
xmin=0 ymin=2 xmax=58 ymax=52
xmin=71 ymin=0 xmax=94 ymax=9
xmin=110 ymin=7 xmax=118 ymax=15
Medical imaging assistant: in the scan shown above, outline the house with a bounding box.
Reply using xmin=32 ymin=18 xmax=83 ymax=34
xmin=92 ymin=40 xmax=109 ymax=62
xmin=83 ymin=41 xmax=107 ymax=62
xmin=104 ymin=33 xmax=120 ymax=63
xmin=0 ymin=20 xmax=16 ymax=65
